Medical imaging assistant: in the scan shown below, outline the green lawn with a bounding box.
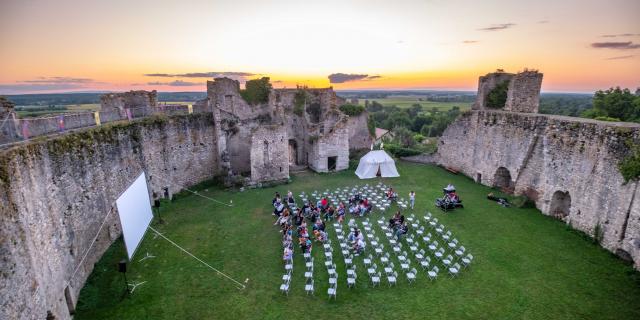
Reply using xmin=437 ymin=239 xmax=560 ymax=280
xmin=75 ymin=162 xmax=640 ymax=319
xmin=358 ymin=96 xmax=471 ymax=111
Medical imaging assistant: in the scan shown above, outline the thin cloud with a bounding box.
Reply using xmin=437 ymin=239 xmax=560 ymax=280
xmin=591 ymin=41 xmax=640 ymax=50
xmin=462 ymin=40 xmax=479 ymax=44
xmin=605 ymin=55 xmax=634 ymax=60
xmin=21 ymin=76 xmax=95 ymax=84
xmin=144 ymin=71 xmax=256 ymax=78
xmin=537 ymin=20 xmax=550 ymax=24
xmin=0 ymin=76 xmax=102 ymax=94
xmin=147 ymin=80 xmax=200 ymax=86
xmin=477 ymin=23 xmax=515 ymax=32
xmin=601 ymin=33 xmax=640 ymax=38
xmin=328 ymin=73 xmax=382 ymax=83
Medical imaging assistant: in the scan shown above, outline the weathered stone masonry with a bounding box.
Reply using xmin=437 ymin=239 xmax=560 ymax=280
xmin=437 ymin=110 xmax=640 ymax=269
xmin=0 ymin=114 xmax=218 ymax=319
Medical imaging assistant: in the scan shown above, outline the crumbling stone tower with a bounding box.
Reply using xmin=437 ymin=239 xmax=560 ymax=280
xmin=473 ymin=70 xmax=543 ymax=113
xmin=504 ymin=71 xmax=543 ymax=113
xmin=100 ymin=90 xmax=158 ymax=112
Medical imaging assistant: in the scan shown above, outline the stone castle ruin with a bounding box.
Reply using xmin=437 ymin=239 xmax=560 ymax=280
xmin=0 ymin=78 xmax=372 ymax=319
xmin=1 ymin=70 xmax=639 ymax=319
xmin=208 ymin=77 xmax=371 ymax=184
xmin=473 ymin=70 xmax=543 ymax=113
xmin=100 ymin=90 xmax=158 ymax=113
xmin=437 ymin=69 xmax=640 ymax=272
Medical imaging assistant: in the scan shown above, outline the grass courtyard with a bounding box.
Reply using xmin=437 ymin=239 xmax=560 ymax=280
xmin=75 ymin=162 xmax=640 ymax=319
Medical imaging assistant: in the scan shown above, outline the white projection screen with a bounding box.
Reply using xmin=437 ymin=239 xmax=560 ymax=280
xmin=116 ymin=172 xmax=154 ymax=260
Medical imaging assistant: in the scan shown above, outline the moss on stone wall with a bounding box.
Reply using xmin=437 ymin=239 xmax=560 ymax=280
xmin=619 ymin=138 xmax=640 ymax=182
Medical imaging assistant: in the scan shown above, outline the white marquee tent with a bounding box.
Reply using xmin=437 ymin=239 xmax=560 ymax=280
xmin=355 ymin=150 xmax=400 ymax=179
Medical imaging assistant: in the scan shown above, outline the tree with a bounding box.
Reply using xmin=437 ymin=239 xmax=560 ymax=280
xmin=591 ymin=87 xmax=640 ymax=122
xmin=486 ymin=80 xmax=509 ymax=109
xmin=239 ymin=77 xmax=272 ymax=105
xmin=411 ymin=114 xmax=433 ymax=132
xmin=392 ymin=126 xmax=416 ymax=148
xmin=407 ymin=103 xmax=423 ymax=118
xmin=366 ymin=101 xmax=383 ymax=112
xmin=384 ymin=112 xmax=411 ymax=129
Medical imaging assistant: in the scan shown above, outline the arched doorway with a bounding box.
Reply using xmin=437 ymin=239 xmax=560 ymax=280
xmin=288 ymin=140 xmax=298 ymax=165
xmin=550 ymin=191 xmax=571 ymax=219
xmin=493 ymin=167 xmax=514 ymax=192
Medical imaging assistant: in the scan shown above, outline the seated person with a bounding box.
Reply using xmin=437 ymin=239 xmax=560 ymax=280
xmin=294 ymin=211 xmax=304 ymax=226
xmin=349 ymin=203 xmax=359 ymax=215
xmin=320 ymin=197 xmax=328 ymax=211
xmin=274 ymin=208 xmax=290 ymax=226
xmin=337 ymin=203 xmax=346 ymax=222
xmin=272 ymin=192 xmax=281 ymax=206
xmin=286 ymin=190 xmax=295 ymax=205
xmin=283 ymin=246 xmax=293 ymax=261
xmin=353 ymin=238 xmax=366 ymax=255
xmin=324 ymin=205 xmax=335 ymax=221
xmin=395 ymin=222 xmax=408 ymax=240
xmin=273 ymin=201 xmax=285 ymax=217
xmin=313 ymin=219 xmax=325 ymax=232
xmin=300 ymin=201 xmax=309 ymax=216
xmin=314 ymin=229 xmax=328 ymax=242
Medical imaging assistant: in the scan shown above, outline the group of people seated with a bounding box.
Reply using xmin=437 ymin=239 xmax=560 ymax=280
xmin=388 ymin=210 xmax=409 ymax=240
xmin=275 ymin=191 xmax=333 ymax=261
xmin=435 ymin=184 xmax=464 ymax=211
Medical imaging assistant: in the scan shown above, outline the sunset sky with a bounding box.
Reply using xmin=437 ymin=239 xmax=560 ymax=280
xmin=0 ymin=0 xmax=638 ymax=94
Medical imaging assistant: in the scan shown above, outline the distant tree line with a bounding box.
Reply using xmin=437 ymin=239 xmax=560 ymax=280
xmin=580 ymin=87 xmax=640 ymax=123
xmin=364 ymin=101 xmax=460 ymax=156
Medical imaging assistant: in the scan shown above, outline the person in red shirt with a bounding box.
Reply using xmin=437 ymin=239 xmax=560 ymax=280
xmin=321 ymin=197 xmax=328 ymax=210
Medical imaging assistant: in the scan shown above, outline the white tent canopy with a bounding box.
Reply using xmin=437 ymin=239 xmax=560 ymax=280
xmin=355 ymin=150 xmax=400 ymax=179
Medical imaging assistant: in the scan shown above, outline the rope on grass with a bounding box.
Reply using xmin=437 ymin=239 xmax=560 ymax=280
xmin=151 ymin=175 xmax=233 ymax=207
xmin=149 ymin=226 xmax=246 ymax=290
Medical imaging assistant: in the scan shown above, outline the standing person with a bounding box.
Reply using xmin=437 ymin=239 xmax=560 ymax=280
xmin=409 ymin=191 xmax=416 ymax=210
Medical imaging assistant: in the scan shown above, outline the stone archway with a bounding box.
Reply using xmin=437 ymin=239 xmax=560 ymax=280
xmin=493 ymin=167 xmax=514 ymax=192
xmin=550 ymin=190 xmax=571 ymax=219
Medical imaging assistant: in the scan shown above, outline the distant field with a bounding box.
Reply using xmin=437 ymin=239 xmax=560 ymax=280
xmin=15 ymin=102 xmax=193 ymax=118
xmin=358 ymin=96 xmax=471 ymax=111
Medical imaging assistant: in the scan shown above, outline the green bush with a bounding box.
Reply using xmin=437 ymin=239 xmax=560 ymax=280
xmin=293 ymin=89 xmax=308 ymax=116
xmin=486 ymin=80 xmax=509 ymax=109
xmin=619 ymin=140 xmax=640 ymax=182
xmin=339 ymin=104 xmax=365 ymax=116
xmin=385 ymin=143 xmax=422 ymax=157
xmin=239 ymin=77 xmax=272 ymax=105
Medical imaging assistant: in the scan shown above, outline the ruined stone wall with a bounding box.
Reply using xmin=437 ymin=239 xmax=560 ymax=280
xmin=346 ymin=112 xmax=373 ymax=150
xmin=308 ymin=120 xmax=350 ymax=172
xmin=436 ymin=110 xmax=640 ymax=269
xmin=473 ymin=70 xmax=543 ymax=113
xmin=0 ymin=113 xmax=218 ymax=320
xmin=504 ymin=71 xmax=543 ymax=113
xmin=472 ymin=72 xmax=514 ymax=110
xmin=100 ymin=90 xmax=157 ymax=112
xmin=250 ymin=125 xmax=289 ymax=182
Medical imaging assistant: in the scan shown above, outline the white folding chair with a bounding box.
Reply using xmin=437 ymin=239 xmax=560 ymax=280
xmin=443 ymin=254 xmax=453 ymax=268
xmin=372 ymin=272 xmax=381 ymax=287
xmin=305 ymin=279 xmax=315 ymax=295
xmin=455 ymin=246 xmax=466 ymax=258
xmin=407 ymin=268 xmax=418 ymax=284
xmin=449 ymin=263 xmax=461 ymax=278
xmin=461 ymin=254 xmax=474 ymax=268
xmin=328 ymin=285 xmax=337 ymax=300
xmin=387 ymin=271 xmax=397 ymax=287
xmin=428 ymin=266 xmax=439 ymax=281
xmin=280 ymin=278 xmax=290 ymax=295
